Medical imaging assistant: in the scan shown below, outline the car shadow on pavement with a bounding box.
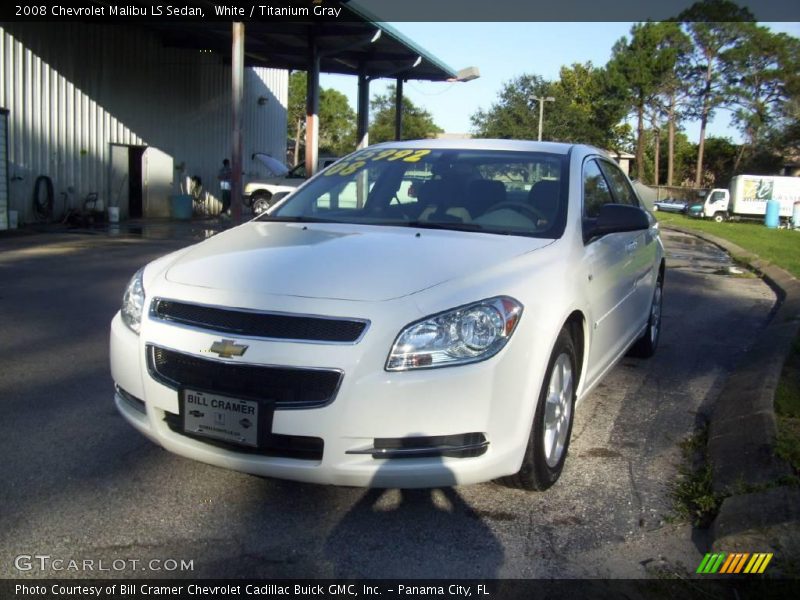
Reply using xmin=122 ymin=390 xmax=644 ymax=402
xmin=323 ymin=457 xmax=504 ymax=578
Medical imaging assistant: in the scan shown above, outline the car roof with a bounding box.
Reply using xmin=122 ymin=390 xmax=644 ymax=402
xmin=367 ymin=138 xmax=603 ymax=156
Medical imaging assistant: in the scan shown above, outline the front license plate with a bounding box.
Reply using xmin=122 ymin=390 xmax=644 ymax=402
xmin=182 ymin=389 xmax=259 ymax=448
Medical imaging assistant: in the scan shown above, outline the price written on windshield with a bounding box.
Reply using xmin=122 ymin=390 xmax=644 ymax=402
xmin=324 ymin=149 xmax=432 ymax=176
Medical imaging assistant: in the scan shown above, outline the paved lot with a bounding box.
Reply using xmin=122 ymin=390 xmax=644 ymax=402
xmin=0 ymin=227 xmax=775 ymax=579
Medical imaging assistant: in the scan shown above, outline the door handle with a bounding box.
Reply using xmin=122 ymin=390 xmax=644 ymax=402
xmin=625 ymin=240 xmax=638 ymax=252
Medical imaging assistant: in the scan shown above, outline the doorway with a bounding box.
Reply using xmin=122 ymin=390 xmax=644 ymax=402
xmin=109 ymin=143 xmax=146 ymax=219
xmin=129 ymin=147 xmax=145 ymax=218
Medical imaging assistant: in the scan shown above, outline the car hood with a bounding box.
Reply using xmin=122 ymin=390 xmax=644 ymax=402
xmin=164 ymin=222 xmax=553 ymax=302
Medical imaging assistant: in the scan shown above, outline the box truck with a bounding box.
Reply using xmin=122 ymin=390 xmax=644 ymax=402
xmin=693 ymin=175 xmax=800 ymax=223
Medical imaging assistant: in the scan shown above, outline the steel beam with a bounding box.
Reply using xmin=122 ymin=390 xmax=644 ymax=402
xmin=231 ymin=21 xmax=244 ymax=224
xmin=394 ymin=77 xmax=403 ymax=141
xmin=305 ymin=35 xmax=320 ymax=177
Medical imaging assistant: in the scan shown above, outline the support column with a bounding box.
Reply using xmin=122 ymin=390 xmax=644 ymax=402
xmin=394 ymin=77 xmax=403 ymax=141
xmin=356 ymin=65 xmax=370 ymax=150
xmin=305 ymin=37 xmax=320 ymax=177
xmin=231 ymin=21 xmax=244 ymax=224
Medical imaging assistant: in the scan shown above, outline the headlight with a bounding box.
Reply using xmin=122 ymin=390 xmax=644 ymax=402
xmin=121 ymin=267 xmax=145 ymax=334
xmin=386 ymin=296 xmax=523 ymax=371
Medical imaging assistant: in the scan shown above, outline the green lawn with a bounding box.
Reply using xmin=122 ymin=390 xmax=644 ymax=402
xmin=655 ymin=212 xmax=800 ymax=279
xmin=776 ymin=337 xmax=800 ymax=472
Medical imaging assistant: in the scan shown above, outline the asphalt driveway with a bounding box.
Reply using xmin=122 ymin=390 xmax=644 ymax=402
xmin=0 ymin=227 xmax=775 ymax=578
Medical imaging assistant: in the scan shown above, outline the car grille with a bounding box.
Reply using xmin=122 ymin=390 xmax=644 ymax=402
xmin=150 ymin=298 xmax=368 ymax=343
xmin=147 ymin=345 xmax=342 ymax=409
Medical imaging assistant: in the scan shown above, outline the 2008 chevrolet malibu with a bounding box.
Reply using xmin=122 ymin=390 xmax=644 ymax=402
xmin=110 ymin=140 xmax=664 ymax=490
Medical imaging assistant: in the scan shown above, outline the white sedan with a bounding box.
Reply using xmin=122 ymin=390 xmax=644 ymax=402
xmin=110 ymin=140 xmax=664 ymax=490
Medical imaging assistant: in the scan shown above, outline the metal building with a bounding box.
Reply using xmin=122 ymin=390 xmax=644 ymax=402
xmin=0 ymin=12 xmax=474 ymax=230
xmin=0 ymin=21 xmax=288 ymax=224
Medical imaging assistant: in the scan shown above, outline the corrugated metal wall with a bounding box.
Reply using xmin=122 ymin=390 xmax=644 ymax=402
xmin=0 ymin=22 xmax=287 ymax=222
xmin=0 ymin=110 xmax=8 ymax=229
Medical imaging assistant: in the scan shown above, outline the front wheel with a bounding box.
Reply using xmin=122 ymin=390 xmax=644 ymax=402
xmin=501 ymin=329 xmax=577 ymax=491
xmin=713 ymin=212 xmax=726 ymax=223
xmin=252 ymin=192 xmax=275 ymax=215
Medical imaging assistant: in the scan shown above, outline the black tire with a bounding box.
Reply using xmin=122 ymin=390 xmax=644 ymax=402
xmin=713 ymin=212 xmax=726 ymax=223
xmin=251 ymin=191 xmax=272 ymax=211
xmin=33 ymin=175 xmax=54 ymax=221
xmin=629 ymin=273 xmax=663 ymax=358
xmin=253 ymin=195 xmax=278 ymax=215
xmin=500 ymin=328 xmax=577 ymax=491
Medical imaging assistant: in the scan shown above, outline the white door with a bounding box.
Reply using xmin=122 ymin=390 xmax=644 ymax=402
xmin=142 ymin=146 xmax=173 ymax=218
xmin=598 ymin=158 xmax=657 ymax=331
xmin=109 ymin=144 xmax=130 ymax=219
xmin=581 ymin=158 xmax=640 ymax=385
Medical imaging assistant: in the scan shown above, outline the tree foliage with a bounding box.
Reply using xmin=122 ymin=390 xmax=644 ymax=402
xmin=287 ymin=71 xmax=357 ymax=162
xmin=608 ymin=21 xmax=688 ymax=183
xmin=319 ymin=88 xmax=356 ymax=156
xmin=678 ymin=0 xmax=754 ymax=186
xmin=369 ymin=85 xmax=442 ymax=143
xmin=724 ymin=26 xmax=800 ymax=170
xmin=471 ymin=66 xmax=627 ymax=149
xmin=471 ymin=74 xmax=551 ymax=141
xmin=470 ymin=0 xmax=798 ymax=188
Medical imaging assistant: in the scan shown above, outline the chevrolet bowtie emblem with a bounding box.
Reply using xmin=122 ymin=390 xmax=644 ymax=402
xmin=209 ymin=339 xmax=249 ymax=358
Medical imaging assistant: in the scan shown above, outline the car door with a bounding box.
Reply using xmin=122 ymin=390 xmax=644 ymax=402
xmin=598 ymin=159 xmax=657 ymax=333
xmin=581 ymin=158 xmax=640 ymax=385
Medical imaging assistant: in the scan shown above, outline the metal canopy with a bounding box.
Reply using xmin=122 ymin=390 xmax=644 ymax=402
xmin=136 ymin=6 xmax=462 ymax=223
xmin=145 ymin=20 xmax=457 ymax=82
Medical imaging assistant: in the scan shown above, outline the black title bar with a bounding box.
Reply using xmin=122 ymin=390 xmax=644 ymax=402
xmin=4 ymin=0 xmax=800 ymax=22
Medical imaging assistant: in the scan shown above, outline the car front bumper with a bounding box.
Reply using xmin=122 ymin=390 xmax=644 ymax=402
xmin=109 ymin=305 xmax=543 ymax=488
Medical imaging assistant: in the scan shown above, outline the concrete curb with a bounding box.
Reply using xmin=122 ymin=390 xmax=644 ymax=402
xmin=663 ymin=224 xmax=799 ymax=552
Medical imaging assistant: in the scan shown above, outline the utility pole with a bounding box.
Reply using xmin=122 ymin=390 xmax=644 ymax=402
xmin=530 ymin=95 xmax=555 ymax=141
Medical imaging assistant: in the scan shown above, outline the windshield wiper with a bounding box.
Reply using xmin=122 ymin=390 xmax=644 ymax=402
xmin=403 ymin=220 xmax=486 ymax=232
xmin=257 ymin=215 xmax=342 ymax=224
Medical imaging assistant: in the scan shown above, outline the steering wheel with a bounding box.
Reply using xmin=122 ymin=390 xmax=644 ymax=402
xmin=485 ymin=201 xmax=546 ymax=225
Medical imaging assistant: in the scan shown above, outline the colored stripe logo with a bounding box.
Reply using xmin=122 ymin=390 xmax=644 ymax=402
xmin=696 ymin=552 xmax=773 ymax=574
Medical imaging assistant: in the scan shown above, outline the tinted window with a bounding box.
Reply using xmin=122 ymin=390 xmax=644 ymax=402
xmin=583 ymin=159 xmax=614 ymax=218
xmin=599 ymin=160 xmax=639 ymax=207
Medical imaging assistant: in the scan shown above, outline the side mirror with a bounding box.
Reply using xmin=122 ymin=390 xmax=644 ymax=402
xmin=584 ymin=204 xmax=649 ymax=243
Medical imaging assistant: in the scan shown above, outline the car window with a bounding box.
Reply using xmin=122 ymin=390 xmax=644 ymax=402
xmin=710 ymin=191 xmax=726 ymax=202
xmin=583 ymin=159 xmax=614 ymax=218
xmin=288 ymin=164 xmax=306 ymax=178
xmin=261 ymin=148 xmax=569 ymax=239
xmin=598 ymin=160 xmax=639 ymax=207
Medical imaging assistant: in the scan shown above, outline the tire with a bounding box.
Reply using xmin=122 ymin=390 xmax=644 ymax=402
xmin=501 ymin=328 xmax=577 ymax=491
xmin=252 ymin=192 xmax=274 ymax=215
xmin=629 ymin=273 xmax=663 ymax=358
xmin=713 ymin=212 xmax=726 ymax=223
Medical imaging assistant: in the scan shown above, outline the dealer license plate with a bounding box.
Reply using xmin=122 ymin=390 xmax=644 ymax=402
xmin=182 ymin=389 xmax=259 ymax=448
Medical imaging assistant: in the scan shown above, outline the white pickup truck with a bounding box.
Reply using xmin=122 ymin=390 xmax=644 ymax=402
xmin=244 ymin=154 xmax=339 ymax=214
xmin=693 ymin=175 xmax=800 ymax=223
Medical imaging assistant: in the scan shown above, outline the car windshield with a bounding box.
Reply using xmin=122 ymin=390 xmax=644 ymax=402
xmin=258 ymin=148 xmax=569 ymax=238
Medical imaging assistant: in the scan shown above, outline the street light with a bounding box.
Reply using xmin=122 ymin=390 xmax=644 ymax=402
xmin=530 ymin=96 xmax=555 ymax=141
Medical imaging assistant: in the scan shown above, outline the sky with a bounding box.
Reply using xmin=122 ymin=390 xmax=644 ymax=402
xmin=319 ymin=22 xmax=800 ymax=146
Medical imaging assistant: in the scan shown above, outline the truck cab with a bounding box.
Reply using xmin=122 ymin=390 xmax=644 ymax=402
xmin=701 ymin=189 xmax=730 ymax=222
